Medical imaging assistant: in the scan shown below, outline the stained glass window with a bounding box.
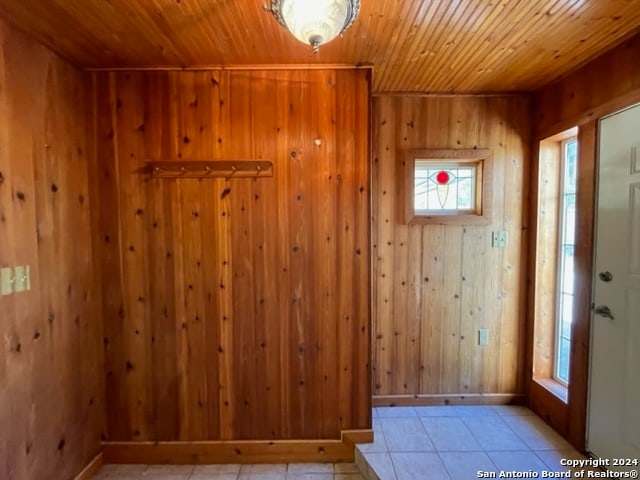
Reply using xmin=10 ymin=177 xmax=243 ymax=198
xmin=414 ymin=162 xmax=476 ymax=213
xmin=404 ymin=149 xmax=491 ymax=225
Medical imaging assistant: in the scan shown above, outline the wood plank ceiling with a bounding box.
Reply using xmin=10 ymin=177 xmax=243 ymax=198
xmin=0 ymin=0 xmax=638 ymax=92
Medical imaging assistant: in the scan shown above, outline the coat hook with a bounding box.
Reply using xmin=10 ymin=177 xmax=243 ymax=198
xmin=256 ymin=165 xmax=262 ymax=175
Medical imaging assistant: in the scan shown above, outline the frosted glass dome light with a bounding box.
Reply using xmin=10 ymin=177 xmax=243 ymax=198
xmin=270 ymin=0 xmax=360 ymax=53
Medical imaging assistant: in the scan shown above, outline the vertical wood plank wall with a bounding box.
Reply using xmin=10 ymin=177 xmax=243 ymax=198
xmin=530 ymin=32 xmax=640 ymax=450
xmin=87 ymin=69 xmax=371 ymax=442
xmin=0 ymin=19 xmax=104 ymax=480
xmin=371 ymin=96 xmax=532 ymax=400
xmin=534 ymin=34 xmax=640 ymax=139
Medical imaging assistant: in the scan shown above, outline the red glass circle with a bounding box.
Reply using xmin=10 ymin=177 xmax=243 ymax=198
xmin=435 ymin=170 xmax=450 ymax=185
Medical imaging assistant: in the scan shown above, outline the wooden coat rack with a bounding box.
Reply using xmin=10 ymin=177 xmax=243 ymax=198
xmin=148 ymin=160 xmax=273 ymax=179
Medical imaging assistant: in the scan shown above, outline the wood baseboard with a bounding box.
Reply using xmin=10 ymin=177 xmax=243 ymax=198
xmin=341 ymin=429 xmax=373 ymax=446
xmin=373 ymin=393 xmax=526 ymax=407
xmin=102 ymin=429 xmax=373 ymax=465
xmin=74 ymin=452 xmax=104 ymax=480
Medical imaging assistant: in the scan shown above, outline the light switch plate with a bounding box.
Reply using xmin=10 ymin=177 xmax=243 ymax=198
xmin=1 ymin=267 xmax=14 ymax=295
xmin=13 ymin=265 xmax=31 ymax=292
xmin=14 ymin=265 xmax=26 ymax=293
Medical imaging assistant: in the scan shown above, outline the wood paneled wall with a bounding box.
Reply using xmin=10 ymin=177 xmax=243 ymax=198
xmin=535 ymin=33 xmax=640 ymax=138
xmin=530 ymin=32 xmax=640 ymax=450
xmin=372 ymin=95 xmax=532 ymax=400
xmin=86 ymin=68 xmax=371 ymax=442
xmin=0 ymin=18 xmax=103 ymax=480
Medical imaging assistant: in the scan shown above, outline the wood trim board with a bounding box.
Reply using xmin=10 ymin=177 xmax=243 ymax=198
xmin=373 ymin=394 xmax=526 ymax=407
xmin=73 ymin=453 xmax=104 ymax=480
xmin=102 ymin=430 xmax=373 ymax=465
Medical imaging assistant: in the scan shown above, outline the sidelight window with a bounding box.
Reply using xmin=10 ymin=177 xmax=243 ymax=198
xmin=533 ymin=126 xmax=578 ymax=400
xmin=554 ymin=138 xmax=578 ymax=385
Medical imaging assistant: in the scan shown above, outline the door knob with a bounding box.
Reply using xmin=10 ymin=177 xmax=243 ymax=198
xmin=593 ymin=305 xmax=614 ymax=320
xmin=598 ymin=271 xmax=613 ymax=282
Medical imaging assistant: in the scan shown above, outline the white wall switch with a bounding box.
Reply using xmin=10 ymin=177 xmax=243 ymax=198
xmin=1 ymin=267 xmax=14 ymax=295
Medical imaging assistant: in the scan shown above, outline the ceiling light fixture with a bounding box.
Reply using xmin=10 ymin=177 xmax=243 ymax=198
xmin=269 ymin=0 xmax=360 ymax=54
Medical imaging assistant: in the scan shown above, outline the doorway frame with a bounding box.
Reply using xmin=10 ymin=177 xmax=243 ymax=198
xmin=529 ymin=88 xmax=640 ymax=453
xmin=585 ymin=102 xmax=640 ymax=457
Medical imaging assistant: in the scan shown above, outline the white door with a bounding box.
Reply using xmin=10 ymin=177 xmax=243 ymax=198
xmin=588 ymin=103 xmax=640 ymax=467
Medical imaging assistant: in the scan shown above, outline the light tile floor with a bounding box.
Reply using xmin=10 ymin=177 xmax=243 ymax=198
xmin=355 ymin=405 xmax=598 ymax=480
xmin=93 ymin=406 xmax=594 ymax=480
xmin=93 ymin=462 xmax=364 ymax=480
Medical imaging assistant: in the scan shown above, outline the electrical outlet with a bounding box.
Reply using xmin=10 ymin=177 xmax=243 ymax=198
xmin=1 ymin=267 xmax=14 ymax=295
xmin=492 ymin=231 xmax=507 ymax=248
xmin=478 ymin=329 xmax=489 ymax=346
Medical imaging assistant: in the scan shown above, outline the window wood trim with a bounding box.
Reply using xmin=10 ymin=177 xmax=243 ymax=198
xmin=532 ymin=127 xmax=578 ymax=401
xmin=403 ymin=148 xmax=493 ymax=225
